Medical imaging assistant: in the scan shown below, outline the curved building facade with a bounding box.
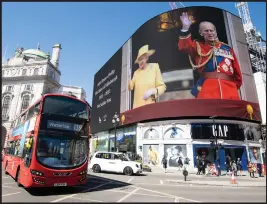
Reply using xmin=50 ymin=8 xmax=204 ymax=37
xmin=90 ymin=6 xmax=264 ymax=171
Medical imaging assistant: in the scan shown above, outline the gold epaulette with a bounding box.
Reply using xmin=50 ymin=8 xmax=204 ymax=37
xmin=220 ymin=41 xmax=231 ymax=47
xmin=196 ymin=41 xmax=213 ymax=57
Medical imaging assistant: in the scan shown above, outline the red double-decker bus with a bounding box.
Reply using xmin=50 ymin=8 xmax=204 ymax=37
xmin=3 ymin=93 xmax=90 ymax=188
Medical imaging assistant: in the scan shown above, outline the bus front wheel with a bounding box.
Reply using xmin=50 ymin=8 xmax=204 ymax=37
xmin=16 ymin=169 xmax=22 ymax=187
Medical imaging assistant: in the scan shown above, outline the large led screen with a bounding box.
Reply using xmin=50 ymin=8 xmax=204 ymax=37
xmin=91 ymin=48 xmax=122 ymax=133
xmin=91 ymin=6 xmax=258 ymax=133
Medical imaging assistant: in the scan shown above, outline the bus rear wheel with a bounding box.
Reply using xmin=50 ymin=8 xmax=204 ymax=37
xmin=16 ymin=169 xmax=22 ymax=187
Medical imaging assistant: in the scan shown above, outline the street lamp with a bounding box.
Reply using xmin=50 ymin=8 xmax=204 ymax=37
xmin=112 ymin=112 xmax=120 ymax=152
xmin=209 ymin=116 xmax=222 ymax=176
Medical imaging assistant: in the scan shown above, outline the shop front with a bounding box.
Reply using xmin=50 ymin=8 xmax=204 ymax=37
xmin=108 ymin=125 xmax=137 ymax=160
xmin=191 ymin=121 xmax=262 ymax=171
xmin=192 ymin=144 xmax=248 ymax=171
xmin=136 ymin=122 xmax=193 ymax=169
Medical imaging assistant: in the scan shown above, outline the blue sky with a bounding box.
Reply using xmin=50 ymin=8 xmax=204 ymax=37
xmin=2 ymin=2 xmax=266 ymax=104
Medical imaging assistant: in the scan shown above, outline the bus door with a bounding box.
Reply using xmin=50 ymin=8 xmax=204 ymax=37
xmin=21 ymin=137 xmax=34 ymax=178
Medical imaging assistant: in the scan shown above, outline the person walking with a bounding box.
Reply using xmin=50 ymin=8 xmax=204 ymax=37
xmin=196 ymin=156 xmax=201 ymax=175
xmin=247 ymin=162 xmax=255 ymax=178
xmin=177 ymin=157 xmax=183 ymax=171
xmin=257 ymin=163 xmax=262 ymax=177
xmin=237 ymin=158 xmax=242 ymax=176
xmin=201 ymin=158 xmax=206 ymax=175
xmin=225 ymin=155 xmax=232 ymax=176
xmin=231 ymin=160 xmax=238 ymax=176
xmin=184 ymin=157 xmax=190 ymax=171
xmin=162 ymin=155 xmax=168 ymax=173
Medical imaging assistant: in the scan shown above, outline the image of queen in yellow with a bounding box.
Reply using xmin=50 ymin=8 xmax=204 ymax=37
xmin=128 ymin=45 xmax=166 ymax=109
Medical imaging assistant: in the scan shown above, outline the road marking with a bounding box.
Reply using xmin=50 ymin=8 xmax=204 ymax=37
xmin=135 ymin=182 xmax=186 ymax=187
xmin=50 ymin=181 xmax=113 ymax=203
xmin=175 ymin=197 xmax=180 ymax=202
xmin=127 ymin=177 xmax=134 ymax=183
xmin=3 ymin=176 xmax=9 ymax=179
xmin=2 ymin=192 xmax=21 ymax=197
xmin=132 ymin=185 xmax=201 ymax=203
xmin=117 ymin=188 xmax=139 ymax=203
xmin=108 ymin=189 xmax=174 ymax=198
xmin=160 ymin=180 xmax=163 ymax=184
xmin=2 ymin=182 xmax=17 ymax=185
xmin=2 ymin=185 xmax=21 ymax=190
xmin=70 ymin=196 xmax=103 ymax=202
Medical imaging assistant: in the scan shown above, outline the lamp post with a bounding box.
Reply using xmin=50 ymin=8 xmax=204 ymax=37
xmin=209 ymin=116 xmax=222 ymax=176
xmin=112 ymin=112 xmax=120 ymax=152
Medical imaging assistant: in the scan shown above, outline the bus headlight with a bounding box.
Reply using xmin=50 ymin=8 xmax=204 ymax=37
xmin=30 ymin=169 xmax=44 ymax=176
xmin=79 ymin=169 xmax=88 ymax=175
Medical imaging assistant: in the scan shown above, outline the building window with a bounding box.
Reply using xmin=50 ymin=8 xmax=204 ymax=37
xmin=22 ymin=69 xmax=27 ymax=76
xmin=49 ymin=70 xmax=55 ymax=79
xmin=24 ymin=84 xmax=32 ymax=91
xmin=21 ymin=95 xmax=31 ymax=113
xmin=6 ymin=85 xmax=14 ymax=92
xmin=2 ymin=96 xmax=12 ymax=120
xmin=2 ymin=70 xmax=5 ymax=77
xmin=34 ymin=68 xmax=39 ymax=75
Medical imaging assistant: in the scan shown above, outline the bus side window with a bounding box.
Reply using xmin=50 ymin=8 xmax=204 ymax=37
xmin=34 ymin=103 xmax=40 ymax=115
xmin=14 ymin=140 xmax=21 ymax=156
xmin=27 ymin=107 xmax=34 ymax=120
xmin=7 ymin=141 xmax=15 ymax=155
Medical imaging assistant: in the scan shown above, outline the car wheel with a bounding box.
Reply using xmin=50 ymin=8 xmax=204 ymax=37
xmin=123 ymin=167 xmax=133 ymax=176
xmin=93 ymin=164 xmax=101 ymax=173
xmin=16 ymin=169 xmax=22 ymax=187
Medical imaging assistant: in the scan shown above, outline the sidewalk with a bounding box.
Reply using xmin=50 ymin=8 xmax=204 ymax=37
xmin=145 ymin=166 xmax=266 ymax=187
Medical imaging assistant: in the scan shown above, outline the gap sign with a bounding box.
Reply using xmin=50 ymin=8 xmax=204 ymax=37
xmin=47 ymin=120 xmax=82 ymax=132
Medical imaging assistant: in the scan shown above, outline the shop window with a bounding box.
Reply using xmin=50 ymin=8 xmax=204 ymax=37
xmin=144 ymin=128 xmax=159 ymax=139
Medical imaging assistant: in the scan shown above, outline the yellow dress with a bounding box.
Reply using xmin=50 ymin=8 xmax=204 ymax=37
xmin=148 ymin=149 xmax=159 ymax=165
xmin=129 ymin=63 xmax=166 ymax=109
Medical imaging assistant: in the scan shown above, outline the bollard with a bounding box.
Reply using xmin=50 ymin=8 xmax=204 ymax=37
xmin=183 ymin=169 xmax=188 ymax=181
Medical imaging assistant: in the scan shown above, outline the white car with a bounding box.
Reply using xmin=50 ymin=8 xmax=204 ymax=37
xmin=89 ymin=151 xmax=142 ymax=176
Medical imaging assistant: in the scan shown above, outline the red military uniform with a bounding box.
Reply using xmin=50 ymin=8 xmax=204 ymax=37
xmin=178 ymin=33 xmax=242 ymax=100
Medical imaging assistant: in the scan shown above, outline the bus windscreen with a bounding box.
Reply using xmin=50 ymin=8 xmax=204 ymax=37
xmin=36 ymin=133 xmax=88 ymax=169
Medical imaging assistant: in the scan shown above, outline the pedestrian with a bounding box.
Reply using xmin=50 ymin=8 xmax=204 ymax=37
xmin=201 ymin=158 xmax=206 ymax=175
xmin=257 ymin=163 xmax=262 ymax=177
xmin=217 ymin=164 xmax=221 ymax=176
xmin=237 ymin=158 xmax=242 ymax=176
xmin=247 ymin=162 xmax=255 ymax=178
xmin=231 ymin=160 xmax=237 ymax=176
xmin=162 ymin=155 xmax=168 ymax=173
xmin=177 ymin=157 xmax=183 ymax=171
xmin=225 ymin=155 xmax=231 ymax=176
xmin=196 ymin=156 xmax=201 ymax=175
xmin=184 ymin=157 xmax=190 ymax=171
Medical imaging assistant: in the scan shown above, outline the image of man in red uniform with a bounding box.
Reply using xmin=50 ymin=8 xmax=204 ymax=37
xmin=178 ymin=12 xmax=242 ymax=99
